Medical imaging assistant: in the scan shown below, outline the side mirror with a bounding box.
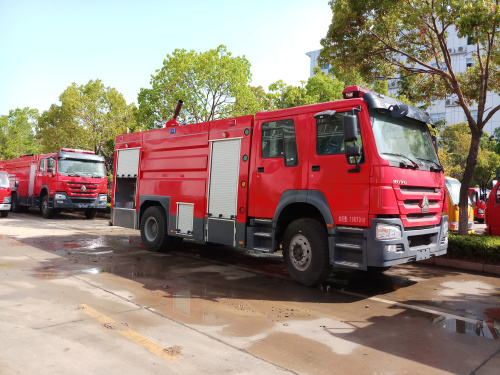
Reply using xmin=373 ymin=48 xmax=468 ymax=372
xmin=345 ymin=145 xmax=361 ymax=158
xmin=343 ymin=115 xmax=358 ymax=142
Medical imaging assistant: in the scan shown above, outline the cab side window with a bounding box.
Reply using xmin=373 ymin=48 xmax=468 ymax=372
xmin=316 ymin=111 xmax=364 ymax=164
xmin=39 ymin=159 xmax=46 ymax=172
xmin=261 ymin=119 xmax=298 ymax=166
xmin=496 ymin=188 xmax=500 ymax=203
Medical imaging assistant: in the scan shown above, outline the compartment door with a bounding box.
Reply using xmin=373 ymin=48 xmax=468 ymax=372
xmin=206 ymin=139 xmax=241 ymax=246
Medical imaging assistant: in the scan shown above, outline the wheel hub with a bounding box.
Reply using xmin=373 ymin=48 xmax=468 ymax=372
xmin=145 ymin=217 xmax=158 ymax=242
xmin=289 ymin=234 xmax=311 ymax=271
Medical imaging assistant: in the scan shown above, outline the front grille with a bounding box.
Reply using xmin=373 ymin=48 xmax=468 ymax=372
xmin=408 ymin=233 xmax=436 ymax=248
xmin=70 ymin=198 xmax=95 ymax=204
xmin=406 ymin=213 xmax=437 ymax=220
xmin=400 ymin=186 xmax=440 ymax=194
xmin=65 ymin=181 xmax=100 ymax=197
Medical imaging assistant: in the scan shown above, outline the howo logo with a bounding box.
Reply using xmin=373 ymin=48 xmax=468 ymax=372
xmin=81 ymin=186 xmax=87 ymax=193
xmin=420 ymin=194 xmax=429 ymax=213
xmin=393 ymin=180 xmax=407 ymax=185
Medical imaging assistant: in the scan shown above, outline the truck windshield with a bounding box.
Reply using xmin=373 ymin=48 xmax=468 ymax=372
xmin=0 ymin=173 xmax=8 ymax=188
xmin=58 ymin=158 xmax=105 ymax=178
xmin=445 ymin=178 xmax=471 ymax=206
xmin=370 ymin=109 xmax=440 ymax=169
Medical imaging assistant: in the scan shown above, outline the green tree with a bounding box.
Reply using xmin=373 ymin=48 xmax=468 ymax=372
xmin=38 ymin=80 xmax=137 ymax=156
xmin=137 ymin=45 xmax=254 ymax=129
xmin=320 ymin=0 xmax=500 ymax=235
xmin=0 ymin=108 xmax=40 ymax=160
xmin=304 ymin=66 xmax=344 ymax=103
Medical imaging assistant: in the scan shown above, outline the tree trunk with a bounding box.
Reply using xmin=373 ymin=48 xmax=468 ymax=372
xmin=458 ymin=131 xmax=481 ymax=235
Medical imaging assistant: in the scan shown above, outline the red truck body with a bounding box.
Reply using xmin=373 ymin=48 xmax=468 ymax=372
xmin=0 ymin=148 xmax=107 ymax=219
xmin=468 ymin=187 xmax=489 ymax=223
xmin=111 ymin=88 xmax=449 ymax=285
xmin=0 ymin=168 xmax=12 ymax=218
xmin=485 ymin=180 xmax=500 ymax=236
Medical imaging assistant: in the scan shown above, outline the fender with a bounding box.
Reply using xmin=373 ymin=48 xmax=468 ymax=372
xmin=273 ymin=190 xmax=335 ymax=234
xmin=138 ymin=195 xmax=171 ymax=230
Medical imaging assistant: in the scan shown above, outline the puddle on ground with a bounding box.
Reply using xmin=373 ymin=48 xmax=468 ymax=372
xmin=434 ymin=315 xmax=499 ymax=340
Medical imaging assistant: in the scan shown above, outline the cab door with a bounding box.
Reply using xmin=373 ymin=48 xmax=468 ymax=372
xmin=307 ymin=108 xmax=370 ymax=227
xmin=248 ymin=116 xmax=302 ymax=218
xmin=35 ymin=158 xmax=47 ymax=198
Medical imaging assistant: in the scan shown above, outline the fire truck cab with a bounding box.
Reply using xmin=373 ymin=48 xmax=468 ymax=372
xmin=0 ymin=167 xmax=12 ymax=218
xmin=112 ymin=87 xmax=448 ymax=286
xmin=486 ymin=180 xmax=500 ymax=236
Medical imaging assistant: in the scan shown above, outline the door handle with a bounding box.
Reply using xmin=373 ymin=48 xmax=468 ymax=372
xmin=257 ymin=167 xmax=265 ymax=173
xmin=312 ymin=165 xmax=320 ymax=172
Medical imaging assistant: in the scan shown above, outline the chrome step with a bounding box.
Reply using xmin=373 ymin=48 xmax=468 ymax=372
xmin=334 ymin=260 xmax=361 ymax=268
xmin=254 ymin=232 xmax=272 ymax=238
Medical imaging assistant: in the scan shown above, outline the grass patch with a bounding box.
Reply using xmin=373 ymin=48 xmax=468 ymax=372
xmin=447 ymin=233 xmax=500 ymax=264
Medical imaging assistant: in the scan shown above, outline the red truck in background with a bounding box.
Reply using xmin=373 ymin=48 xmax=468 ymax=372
xmin=0 ymin=148 xmax=107 ymax=219
xmin=0 ymin=167 xmax=12 ymax=218
xmin=485 ymin=180 xmax=500 ymax=236
xmin=468 ymin=187 xmax=489 ymax=223
xmin=111 ymin=87 xmax=449 ymax=286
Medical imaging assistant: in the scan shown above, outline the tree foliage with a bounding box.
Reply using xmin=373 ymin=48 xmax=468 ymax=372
xmin=0 ymin=108 xmax=40 ymax=160
xmin=37 ymin=80 xmax=137 ymax=157
xmin=320 ymin=0 xmax=500 ymax=235
xmin=137 ymin=45 xmax=254 ymax=129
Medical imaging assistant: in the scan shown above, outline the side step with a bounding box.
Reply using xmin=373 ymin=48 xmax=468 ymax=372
xmin=247 ymin=218 xmax=276 ymax=253
xmin=332 ymin=227 xmax=367 ymax=270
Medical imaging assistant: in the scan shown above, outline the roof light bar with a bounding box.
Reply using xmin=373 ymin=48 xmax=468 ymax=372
xmin=342 ymin=85 xmax=371 ymax=99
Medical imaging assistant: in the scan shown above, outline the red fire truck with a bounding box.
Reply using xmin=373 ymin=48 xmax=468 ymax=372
xmin=0 ymin=148 xmax=108 ymax=219
xmin=485 ymin=180 xmax=500 ymax=236
xmin=111 ymin=87 xmax=449 ymax=286
xmin=468 ymin=187 xmax=489 ymax=223
xmin=0 ymin=167 xmax=12 ymax=218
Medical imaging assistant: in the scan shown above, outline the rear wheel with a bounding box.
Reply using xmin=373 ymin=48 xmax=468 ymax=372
xmin=41 ymin=195 xmax=53 ymax=219
xmin=140 ymin=206 xmax=183 ymax=252
xmin=1 ymin=211 xmax=8 ymax=218
xmin=84 ymin=208 xmax=97 ymax=219
xmin=283 ymin=218 xmax=332 ymax=286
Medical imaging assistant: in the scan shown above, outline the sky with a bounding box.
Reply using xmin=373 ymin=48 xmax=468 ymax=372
xmin=0 ymin=0 xmax=332 ymax=116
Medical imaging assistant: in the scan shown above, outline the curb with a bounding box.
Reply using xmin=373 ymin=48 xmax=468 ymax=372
xmin=418 ymin=257 xmax=500 ymax=275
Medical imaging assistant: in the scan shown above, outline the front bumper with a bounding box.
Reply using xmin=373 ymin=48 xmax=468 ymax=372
xmin=365 ymin=216 xmax=448 ymax=267
xmin=0 ymin=203 xmax=11 ymax=211
xmin=51 ymin=193 xmax=107 ymax=210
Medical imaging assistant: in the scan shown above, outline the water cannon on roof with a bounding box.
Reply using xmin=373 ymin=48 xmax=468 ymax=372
xmin=165 ymin=100 xmax=184 ymax=127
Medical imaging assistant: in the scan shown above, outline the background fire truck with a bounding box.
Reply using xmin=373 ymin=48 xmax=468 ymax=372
xmin=0 ymin=167 xmax=12 ymax=218
xmin=486 ymin=180 xmax=500 ymax=236
xmin=111 ymin=87 xmax=449 ymax=286
xmin=0 ymin=148 xmax=107 ymax=219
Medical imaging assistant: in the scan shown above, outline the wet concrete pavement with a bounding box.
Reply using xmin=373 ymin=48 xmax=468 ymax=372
xmin=1 ymin=211 xmax=500 ymax=374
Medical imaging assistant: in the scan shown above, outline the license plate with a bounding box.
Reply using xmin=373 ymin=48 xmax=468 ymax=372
xmin=416 ymin=248 xmax=430 ymax=260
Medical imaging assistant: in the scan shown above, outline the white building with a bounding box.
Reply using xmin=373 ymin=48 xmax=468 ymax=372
xmin=306 ymin=34 xmax=500 ymax=135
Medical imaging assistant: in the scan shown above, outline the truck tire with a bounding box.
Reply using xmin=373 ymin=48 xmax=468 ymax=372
xmin=1 ymin=211 xmax=8 ymax=218
xmin=11 ymin=194 xmax=20 ymax=213
xmin=140 ymin=206 xmax=183 ymax=252
xmin=41 ymin=195 xmax=54 ymax=219
xmin=85 ymin=208 xmax=97 ymax=219
xmin=283 ymin=218 xmax=332 ymax=286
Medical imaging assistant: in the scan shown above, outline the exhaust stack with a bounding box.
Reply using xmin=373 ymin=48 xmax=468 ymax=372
xmin=165 ymin=100 xmax=184 ymax=127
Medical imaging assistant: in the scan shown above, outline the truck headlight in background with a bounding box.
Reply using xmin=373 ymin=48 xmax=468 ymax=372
xmin=98 ymin=194 xmax=107 ymax=202
xmin=3 ymin=196 xmax=11 ymax=204
xmin=55 ymin=193 xmax=67 ymax=200
xmin=478 ymin=208 xmax=484 ymax=215
xmin=376 ymin=223 xmax=402 ymax=240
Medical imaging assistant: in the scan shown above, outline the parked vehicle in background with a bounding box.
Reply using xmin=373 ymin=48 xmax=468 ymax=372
xmin=468 ymin=187 xmax=489 ymax=223
xmin=0 ymin=167 xmax=12 ymax=218
xmin=0 ymin=149 xmax=107 ymax=219
xmin=444 ymin=177 xmax=474 ymax=233
xmin=110 ymin=87 xmax=449 ymax=286
xmin=485 ymin=180 xmax=500 ymax=236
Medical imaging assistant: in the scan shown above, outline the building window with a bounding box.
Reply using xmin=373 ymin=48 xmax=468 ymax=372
xmin=467 ymin=36 xmax=474 ymax=45
xmin=466 ymin=58 xmax=473 ymax=68
xmin=431 ymin=113 xmax=446 ymax=123
xmin=470 ymin=110 xmax=478 ymax=122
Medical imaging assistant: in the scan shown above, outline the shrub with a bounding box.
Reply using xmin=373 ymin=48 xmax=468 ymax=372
xmin=447 ymin=233 xmax=500 ymax=264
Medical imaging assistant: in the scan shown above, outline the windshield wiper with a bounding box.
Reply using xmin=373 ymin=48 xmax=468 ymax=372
xmin=381 ymin=153 xmax=419 ymax=169
xmin=416 ymin=157 xmax=444 ymax=172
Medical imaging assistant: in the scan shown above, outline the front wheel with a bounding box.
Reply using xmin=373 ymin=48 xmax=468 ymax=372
xmin=1 ymin=211 xmax=8 ymax=218
xmin=140 ymin=206 xmax=183 ymax=252
xmin=11 ymin=194 xmax=20 ymax=213
xmin=84 ymin=208 xmax=97 ymax=219
xmin=41 ymin=196 xmax=53 ymax=219
xmin=282 ymin=218 xmax=332 ymax=286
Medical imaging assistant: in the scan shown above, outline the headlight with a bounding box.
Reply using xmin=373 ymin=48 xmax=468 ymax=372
xmin=443 ymin=220 xmax=449 ymax=235
xmin=3 ymin=196 xmax=11 ymax=204
xmin=478 ymin=209 xmax=484 ymax=214
xmin=376 ymin=223 xmax=402 ymax=240
xmin=55 ymin=193 xmax=66 ymax=199
xmin=99 ymin=195 xmax=107 ymax=202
